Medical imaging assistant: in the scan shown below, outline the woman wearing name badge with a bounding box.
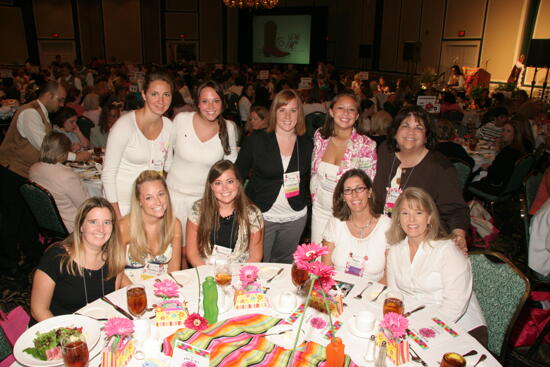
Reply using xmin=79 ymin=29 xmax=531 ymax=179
xmin=102 ymin=71 xmax=173 ymax=217
xmin=119 ymin=170 xmax=182 ymax=281
xmin=236 ymin=89 xmax=313 ymax=263
xmin=321 ymin=169 xmax=390 ymax=282
xmin=30 ymin=198 xmax=127 ymax=322
xmin=385 ymin=187 xmax=486 ymax=342
xmin=310 ymin=91 xmax=377 ymax=244
xmin=372 ymin=106 xmax=469 ymax=252
xmin=167 ymin=81 xmax=238 ymax=252
xmin=186 ymin=160 xmax=263 ymax=266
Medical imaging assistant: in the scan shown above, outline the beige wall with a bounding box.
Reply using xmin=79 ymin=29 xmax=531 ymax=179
xmin=0 ymin=6 xmax=27 ymax=64
xmin=419 ymin=0 xmax=445 ymax=73
xmin=525 ymin=0 xmax=550 ymax=87
xmin=102 ymin=0 xmax=142 ymax=63
xmin=33 ymin=0 xmax=73 ymax=39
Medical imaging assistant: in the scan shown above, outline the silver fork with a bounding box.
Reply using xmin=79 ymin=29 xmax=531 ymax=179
xmin=409 ymin=347 xmax=427 ymax=366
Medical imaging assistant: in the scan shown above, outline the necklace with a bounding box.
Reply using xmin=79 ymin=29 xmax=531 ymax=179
xmin=330 ymin=137 xmax=348 ymax=148
xmin=82 ymin=266 xmax=105 ymax=305
xmin=350 ymin=216 xmax=373 ymax=238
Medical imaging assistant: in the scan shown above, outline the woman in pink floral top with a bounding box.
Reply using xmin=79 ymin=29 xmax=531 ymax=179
xmin=310 ymin=91 xmax=377 ymax=244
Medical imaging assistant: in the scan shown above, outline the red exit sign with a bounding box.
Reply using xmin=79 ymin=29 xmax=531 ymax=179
xmin=458 ymin=30 xmax=466 ymax=37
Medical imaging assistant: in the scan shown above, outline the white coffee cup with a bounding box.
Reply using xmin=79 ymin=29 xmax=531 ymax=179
xmin=278 ymin=291 xmax=297 ymax=311
xmin=133 ymin=319 xmax=151 ymax=348
xmin=355 ymin=310 xmax=375 ymax=332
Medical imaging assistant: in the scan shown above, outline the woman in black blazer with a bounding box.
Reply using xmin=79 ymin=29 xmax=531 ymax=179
xmin=236 ymin=89 xmax=313 ymax=263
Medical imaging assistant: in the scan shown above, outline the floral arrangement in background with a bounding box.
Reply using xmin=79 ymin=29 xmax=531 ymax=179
xmin=184 ymin=313 xmax=208 ymax=331
xmin=154 ymin=279 xmax=179 ymax=300
xmin=239 ymin=265 xmax=259 ymax=289
xmin=103 ymin=318 xmax=134 ymax=340
xmin=380 ymin=312 xmax=408 ymax=340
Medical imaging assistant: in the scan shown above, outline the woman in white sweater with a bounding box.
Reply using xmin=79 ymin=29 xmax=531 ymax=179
xmin=102 ymin=71 xmax=173 ymax=217
xmin=167 ymin=80 xmax=238 ymax=251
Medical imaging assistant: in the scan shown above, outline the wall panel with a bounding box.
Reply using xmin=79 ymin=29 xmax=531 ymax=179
xmin=444 ymin=0 xmax=486 ymax=39
xmin=199 ymin=0 xmax=221 ymax=63
xmin=102 ymin=0 xmax=141 ymax=63
xmin=33 ymin=0 xmax=73 ymax=39
xmin=396 ymin=0 xmax=421 ymax=73
xmin=76 ymin=0 xmax=104 ymax=63
xmin=379 ymin=0 xmax=401 ymax=71
xmin=419 ymin=0 xmax=445 ymax=73
xmin=0 ymin=6 xmax=27 ymax=64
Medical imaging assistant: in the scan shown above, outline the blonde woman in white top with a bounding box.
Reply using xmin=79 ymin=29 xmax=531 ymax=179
xmin=386 ymin=187 xmax=487 ymax=344
xmin=102 ymin=71 xmax=173 ymax=217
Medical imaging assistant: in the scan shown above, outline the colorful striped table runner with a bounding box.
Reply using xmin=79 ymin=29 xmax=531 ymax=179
xmin=163 ymin=313 xmax=359 ymax=366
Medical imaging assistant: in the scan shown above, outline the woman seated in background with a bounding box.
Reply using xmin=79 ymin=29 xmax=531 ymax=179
xmin=386 ymin=187 xmax=487 ymax=344
xmin=373 ymin=106 xmax=470 ymax=252
xmin=30 ymin=197 xmax=127 ymax=322
xmin=52 ymin=107 xmax=90 ymax=152
xmin=447 ymin=65 xmax=465 ymax=90
xmin=238 ymin=84 xmax=255 ymax=126
xmin=470 ymin=118 xmax=527 ymax=195
xmin=367 ymin=110 xmax=392 ymax=146
xmin=321 ymin=169 xmax=391 ymax=282
xmin=244 ymin=105 xmax=269 ymax=136
xmin=29 ymin=132 xmax=88 ymax=232
xmin=119 ymin=170 xmax=182 ymax=281
xmin=90 ymin=101 xmax=121 ymax=148
xmin=186 ymin=160 xmax=263 ymax=266
xmin=310 ymin=91 xmax=377 ymax=244
xmin=82 ymin=93 xmax=102 ymax=126
xmin=435 ymin=119 xmax=474 ymax=167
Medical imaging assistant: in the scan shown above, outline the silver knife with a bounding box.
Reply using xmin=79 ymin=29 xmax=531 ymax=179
xmin=267 ymin=268 xmax=284 ymax=283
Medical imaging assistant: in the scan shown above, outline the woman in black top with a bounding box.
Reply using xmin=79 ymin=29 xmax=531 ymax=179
xmin=236 ymin=89 xmax=313 ymax=263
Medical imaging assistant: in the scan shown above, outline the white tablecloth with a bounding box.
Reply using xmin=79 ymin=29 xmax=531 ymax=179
xmin=13 ymin=264 xmax=502 ymax=367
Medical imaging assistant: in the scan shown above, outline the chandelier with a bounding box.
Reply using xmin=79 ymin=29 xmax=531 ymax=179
xmin=222 ymin=0 xmax=279 ymax=9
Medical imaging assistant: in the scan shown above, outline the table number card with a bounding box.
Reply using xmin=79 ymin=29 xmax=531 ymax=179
xmin=170 ymin=340 xmax=210 ymax=367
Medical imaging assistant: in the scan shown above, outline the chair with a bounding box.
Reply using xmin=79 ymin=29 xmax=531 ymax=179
xmin=20 ymin=182 xmax=69 ymax=244
xmin=469 ymin=250 xmax=530 ymax=360
xmin=521 ymin=170 xmax=543 ymax=245
xmin=468 ymin=154 xmax=535 ymax=214
xmin=451 ymin=158 xmax=472 ymax=191
xmin=0 ymin=306 xmax=30 ymax=367
xmin=305 ymin=112 xmax=326 ymax=139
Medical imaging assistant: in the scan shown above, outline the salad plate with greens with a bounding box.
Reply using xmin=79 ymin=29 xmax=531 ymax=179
xmin=13 ymin=314 xmax=100 ymax=366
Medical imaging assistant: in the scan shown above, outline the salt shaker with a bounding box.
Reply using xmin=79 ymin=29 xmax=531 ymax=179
xmin=364 ymin=335 xmax=376 ymax=362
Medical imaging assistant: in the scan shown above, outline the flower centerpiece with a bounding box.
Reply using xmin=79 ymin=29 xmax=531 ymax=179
xmin=153 ymin=278 xmax=189 ymax=327
xmin=288 ymin=243 xmax=342 ymax=365
xmin=101 ymin=318 xmax=135 ymax=367
xmin=234 ymin=265 xmax=269 ymax=309
xmin=376 ymin=312 xmax=410 ymax=365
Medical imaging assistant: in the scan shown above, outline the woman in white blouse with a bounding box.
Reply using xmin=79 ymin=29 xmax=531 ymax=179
xmin=321 ymin=169 xmax=390 ymax=282
xmin=102 ymin=71 xmax=173 ymax=217
xmin=386 ymin=187 xmax=487 ymax=343
xmin=166 ymin=80 xmax=238 ymax=253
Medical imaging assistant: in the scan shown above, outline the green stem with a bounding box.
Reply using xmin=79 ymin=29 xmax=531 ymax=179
xmin=195 ymin=267 xmax=201 ymax=314
xmin=287 ymin=274 xmax=317 ymax=367
xmin=319 ymin=287 xmax=335 ymax=341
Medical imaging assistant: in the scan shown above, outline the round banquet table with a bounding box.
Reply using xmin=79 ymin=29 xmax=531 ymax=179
xmin=13 ymin=263 xmax=502 ymax=367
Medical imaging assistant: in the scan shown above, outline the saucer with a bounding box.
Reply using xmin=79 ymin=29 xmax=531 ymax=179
xmin=270 ymin=292 xmax=297 ymax=314
xmin=349 ymin=317 xmax=376 ymax=339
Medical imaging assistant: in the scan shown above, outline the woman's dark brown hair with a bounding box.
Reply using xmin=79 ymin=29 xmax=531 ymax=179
xmin=319 ymin=90 xmax=366 ymax=139
xmin=332 ymin=169 xmax=379 ymax=221
xmin=195 ymin=80 xmax=231 ymax=155
xmin=386 ymin=105 xmax=438 ymax=152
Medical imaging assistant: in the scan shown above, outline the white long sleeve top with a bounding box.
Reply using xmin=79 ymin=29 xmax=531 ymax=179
xmin=166 ymin=112 xmax=238 ymax=197
xmin=102 ymin=111 xmax=173 ymax=213
xmin=528 ymin=199 xmax=550 ymax=276
xmin=387 ymin=238 xmax=485 ymax=332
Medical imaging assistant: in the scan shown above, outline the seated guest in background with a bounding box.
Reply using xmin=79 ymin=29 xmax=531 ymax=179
xmin=440 ymin=92 xmax=462 ymax=114
xmin=321 ymin=169 xmax=391 ymax=282
xmin=119 ymin=170 xmax=182 ymax=280
xmin=447 ymin=65 xmax=465 ymax=90
xmin=82 ymin=93 xmax=102 ymax=126
xmin=373 ymin=106 xmax=470 ymax=252
xmin=436 ymin=119 xmax=475 ymax=167
xmin=386 ymin=187 xmax=487 ymax=343
xmin=29 ymin=132 xmax=88 ymax=232
xmin=30 ymin=197 xmax=127 ymax=322
xmin=513 ymin=114 xmax=535 ymax=153
xmin=90 ymin=102 xmax=120 ymax=148
xmin=470 ymin=119 xmax=527 ymax=195
xmin=367 ymin=110 xmax=392 ymax=146
xmin=52 ymin=107 xmax=90 ymax=152
xmin=303 ymin=87 xmax=327 ymax=116
xmin=474 ymin=88 xmax=492 ymax=110
xmin=186 ymin=160 xmax=263 ymax=266
xmin=528 ymin=199 xmax=550 ymax=277
xmin=476 ymin=107 xmax=508 ymax=143
xmin=530 ymin=167 xmax=550 ymax=216
xmin=238 ymin=84 xmax=255 ymax=126
xmin=244 ymin=104 xmax=269 ymax=136
xmin=64 ymin=87 xmax=84 ymax=116
xmin=358 ymin=99 xmax=376 ymax=133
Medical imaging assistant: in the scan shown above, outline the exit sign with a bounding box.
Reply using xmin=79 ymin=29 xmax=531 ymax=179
xmin=458 ymin=30 xmax=466 ymax=37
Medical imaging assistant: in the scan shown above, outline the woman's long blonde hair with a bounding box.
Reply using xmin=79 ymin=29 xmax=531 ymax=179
xmin=197 ymin=160 xmax=252 ymax=258
xmin=385 ymin=187 xmax=449 ymax=245
xmin=128 ymin=170 xmax=177 ymax=264
xmin=57 ymin=197 xmax=125 ymax=279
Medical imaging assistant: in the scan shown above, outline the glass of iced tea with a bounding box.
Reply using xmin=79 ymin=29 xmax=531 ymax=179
xmin=61 ymin=333 xmax=89 ymax=367
xmin=215 ymin=260 xmax=232 ymax=293
xmin=440 ymin=353 xmax=466 ymax=367
xmin=127 ymin=284 xmax=147 ymax=318
xmin=383 ymin=290 xmax=404 ymax=315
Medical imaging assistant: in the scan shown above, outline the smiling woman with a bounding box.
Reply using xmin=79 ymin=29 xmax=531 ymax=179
xmin=185 ymin=160 xmax=264 ymax=266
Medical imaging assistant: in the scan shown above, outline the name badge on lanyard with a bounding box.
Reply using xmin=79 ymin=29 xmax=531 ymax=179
xmin=142 ymin=262 xmax=166 ymax=278
xmin=384 ymin=186 xmax=402 ymax=215
xmin=284 ymin=171 xmax=300 ymax=198
xmin=345 ymin=253 xmax=367 ymax=277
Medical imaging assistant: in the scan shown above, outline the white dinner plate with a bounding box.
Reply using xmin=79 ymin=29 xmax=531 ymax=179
xmin=14 ymin=314 xmax=101 ymax=366
xmin=68 ymin=162 xmax=95 ymax=170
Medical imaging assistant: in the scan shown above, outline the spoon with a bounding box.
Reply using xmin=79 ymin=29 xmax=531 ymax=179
xmin=371 ymin=285 xmax=387 ymax=302
xmin=473 ymin=354 xmax=487 ymax=367
xmin=462 ymin=350 xmax=478 ymax=358
xmin=354 ymin=282 xmax=373 ymax=300
xmin=403 ymin=305 xmax=425 ymax=317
